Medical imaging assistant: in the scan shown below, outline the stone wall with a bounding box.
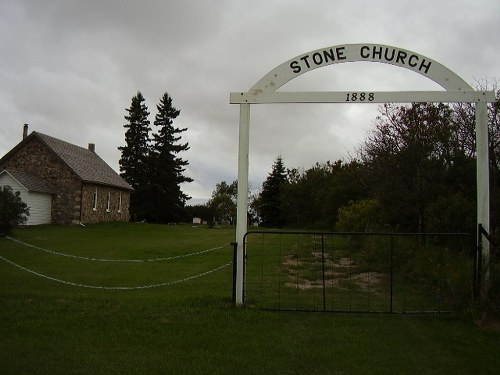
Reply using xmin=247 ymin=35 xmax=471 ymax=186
xmin=80 ymin=183 xmax=130 ymax=224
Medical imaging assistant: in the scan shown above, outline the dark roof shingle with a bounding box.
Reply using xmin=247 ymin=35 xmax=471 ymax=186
xmin=34 ymin=132 xmax=133 ymax=191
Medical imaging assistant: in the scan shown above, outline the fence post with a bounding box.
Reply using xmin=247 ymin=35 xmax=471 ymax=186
xmin=231 ymin=242 xmax=238 ymax=305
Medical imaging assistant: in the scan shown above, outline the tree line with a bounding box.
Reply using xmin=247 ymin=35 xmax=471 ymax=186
xmin=2 ymin=85 xmax=498 ymax=235
xmin=253 ymin=90 xmax=500 ymax=235
xmin=118 ymin=84 xmax=500 ymax=237
xmin=195 ymin=84 xmax=500 ymax=237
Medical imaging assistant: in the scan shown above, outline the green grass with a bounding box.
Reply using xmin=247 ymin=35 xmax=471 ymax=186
xmin=1 ymin=223 xmax=499 ymax=374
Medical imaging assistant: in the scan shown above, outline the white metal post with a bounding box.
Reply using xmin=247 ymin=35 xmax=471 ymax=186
xmin=475 ymin=99 xmax=490 ymax=293
xmin=235 ymin=103 xmax=250 ymax=304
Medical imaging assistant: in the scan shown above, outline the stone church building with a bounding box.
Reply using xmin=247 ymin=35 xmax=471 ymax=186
xmin=0 ymin=125 xmax=133 ymax=225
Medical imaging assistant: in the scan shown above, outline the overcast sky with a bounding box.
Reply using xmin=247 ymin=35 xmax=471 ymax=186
xmin=1 ymin=0 xmax=499 ymax=204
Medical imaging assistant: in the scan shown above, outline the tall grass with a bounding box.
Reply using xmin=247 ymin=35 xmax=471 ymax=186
xmin=1 ymin=223 xmax=499 ymax=374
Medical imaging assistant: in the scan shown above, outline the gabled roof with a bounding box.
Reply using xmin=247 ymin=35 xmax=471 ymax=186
xmin=0 ymin=169 xmax=54 ymax=194
xmin=0 ymin=131 xmax=133 ymax=191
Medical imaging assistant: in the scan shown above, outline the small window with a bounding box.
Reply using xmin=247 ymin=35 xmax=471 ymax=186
xmin=106 ymin=191 xmax=111 ymax=212
xmin=118 ymin=192 xmax=122 ymax=213
xmin=92 ymin=188 xmax=98 ymax=211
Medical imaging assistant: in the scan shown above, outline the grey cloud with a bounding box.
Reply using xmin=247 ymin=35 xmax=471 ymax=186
xmin=1 ymin=0 xmax=499 ymax=204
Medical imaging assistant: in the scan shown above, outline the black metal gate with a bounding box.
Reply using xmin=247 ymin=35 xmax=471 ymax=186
xmin=243 ymin=231 xmax=475 ymax=313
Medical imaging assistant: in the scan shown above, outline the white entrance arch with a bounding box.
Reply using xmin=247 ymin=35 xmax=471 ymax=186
xmin=230 ymin=43 xmax=495 ymax=304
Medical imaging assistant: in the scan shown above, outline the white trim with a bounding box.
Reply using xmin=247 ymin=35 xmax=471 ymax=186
xmin=106 ymin=190 xmax=111 ymax=212
xmin=231 ymin=90 xmax=495 ymax=104
xmin=92 ymin=188 xmax=98 ymax=211
xmin=118 ymin=191 xmax=122 ymax=213
xmin=0 ymin=170 xmax=29 ymax=191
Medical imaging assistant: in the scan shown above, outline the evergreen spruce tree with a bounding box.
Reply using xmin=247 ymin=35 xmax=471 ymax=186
xmin=118 ymin=91 xmax=151 ymax=220
xmin=150 ymin=92 xmax=193 ymax=223
xmin=259 ymin=156 xmax=287 ymax=227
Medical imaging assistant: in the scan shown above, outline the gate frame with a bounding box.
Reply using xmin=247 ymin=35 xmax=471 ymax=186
xmin=230 ymin=43 xmax=495 ymax=305
xmin=242 ymin=230 xmax=475 ymax=312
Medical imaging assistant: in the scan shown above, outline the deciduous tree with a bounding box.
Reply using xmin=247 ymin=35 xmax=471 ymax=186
xmin=358 ymin=102 xmax=474 ymax=232
xmin=207 ymin=180 xmax=237 ymax=224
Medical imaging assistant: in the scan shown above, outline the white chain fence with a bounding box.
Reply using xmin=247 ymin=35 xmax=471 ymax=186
xmin=5 ymin=236 xmax=227 ymax=262
xmin=0 ymin=255 xmax=231 ymax=290
xmin=1 ymin=236 xmax=233 ymax=290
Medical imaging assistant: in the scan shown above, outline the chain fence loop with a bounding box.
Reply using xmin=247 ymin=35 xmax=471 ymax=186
xmin=5 ymin=236 xmax=228 ymax=262
xmin=0 ymin=255 xmax=231 ymax=290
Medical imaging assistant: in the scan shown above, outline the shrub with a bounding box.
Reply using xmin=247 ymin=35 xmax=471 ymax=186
xmin=336 ymin=199 xmax=386 ymax=232
xmin=0 ymin=185 xmax=30 ymax=234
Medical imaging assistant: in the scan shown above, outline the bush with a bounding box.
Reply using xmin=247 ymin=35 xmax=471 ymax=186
xmin=0 ymin=185 xmax=30 ymax=234
xmin=336 ymin=199 xmax=386 ymax=232
xmin=424 ymin=193 xmax=476 ymax=233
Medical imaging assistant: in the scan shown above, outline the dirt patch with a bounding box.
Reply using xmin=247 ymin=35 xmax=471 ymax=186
xmin=336 ymin=257 xmax=354 ymax=267
xmin=285 ymin=279 xmax=324 ymax=290
xmin=351 ymin=272 xmax=386 ymax=293
xmin=283 ymin=255 xmax=384 ymax=293
xmin=283 ymin=257 xmax=304 ymax=266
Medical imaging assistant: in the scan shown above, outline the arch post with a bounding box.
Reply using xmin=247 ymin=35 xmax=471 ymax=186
xmin=235 ymin=103 xmax=250 ymax=305
xmin=476 ymin=99 xmax=490 ymax=298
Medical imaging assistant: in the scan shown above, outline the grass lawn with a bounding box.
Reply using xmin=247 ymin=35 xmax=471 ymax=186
xmin=1 ymin=222 xmax=499 ymax=374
